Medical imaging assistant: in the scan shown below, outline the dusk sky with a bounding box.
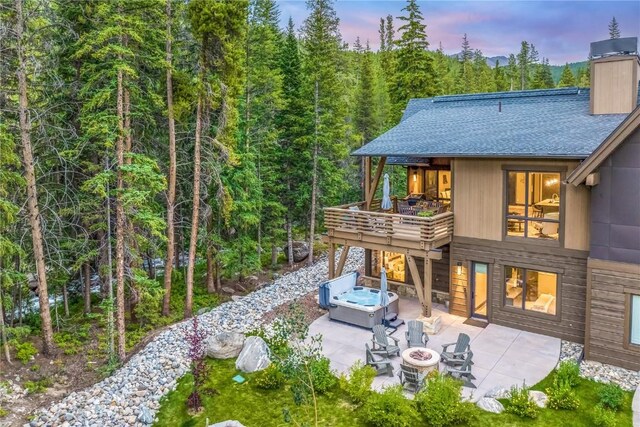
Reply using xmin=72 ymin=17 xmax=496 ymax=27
xmin=277 ymin=1 xmax=640 ymax=65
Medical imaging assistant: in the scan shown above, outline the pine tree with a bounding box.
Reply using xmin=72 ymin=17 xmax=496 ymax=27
xmin=389 ymin=0 xmax=434 ymax=120
xmin=517 ymin=41 xmax=531 ymax=90
xmin=531 ymin=58 xmax=554 ymax=89
xmin=355 ymin=42 xmax=378 ymax=144
xmin=609 ymin=17 xmax=621 ymax=39
xmin=507 ymin=53 xmax=518 ymax=91
xmin=493 ymin=60 xmax=509 ymax=92
xmin=458 ymin=34 xmax=474 ymax=93
xmin=557 ymin=63 xmax=576 ymax=88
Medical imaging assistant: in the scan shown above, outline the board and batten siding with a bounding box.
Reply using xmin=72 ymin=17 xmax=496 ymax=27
xmin=451 ymin=237 xmax=588 ymax=343
xmin=585 ymin=258 xmax=640 ymax=371
xmin=451 ymin=158 xmax=590 ymax=251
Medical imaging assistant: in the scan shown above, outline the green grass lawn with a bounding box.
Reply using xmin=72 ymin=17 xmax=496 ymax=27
xmin=155 ymin=359 xmax=635 ymax=427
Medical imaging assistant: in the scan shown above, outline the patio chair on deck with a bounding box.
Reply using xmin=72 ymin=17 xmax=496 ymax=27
xmin=441 ymin=333 xmax=471 ymax=366
xmin=445 ymin=350 xmax=476 ymax=388
xmin=365 ymin=343 xmax=394 ymax=377
xmin=405 ymin=320 xmax=429 ymax=348
xmin=372 ymin=324 xmax=401 ymax=357
xmin=398 ymin=363 xmax=426 ymax=392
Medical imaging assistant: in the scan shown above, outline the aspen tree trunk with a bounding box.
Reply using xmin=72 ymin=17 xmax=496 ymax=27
xmin=15 ymin=0 xmax=55 ymax=356
xmin=0 ymin=259 xmax=12 ymax=364
xmin=307 ymin=80 xmax=319 ymax=266
xmin=185 ymin=97 xmax=203 ymax=319
xmin=161 ymin=0 xmax=177 ymax=316
xmin=205 ymin=210 xmax=216 ymax=294
xmin=115 ymin=66 xmax=127 ymax=361
xmin=62 ymin=283 xmax=69 ymax=317
xmin=83 ymin=262 xmax=91 ymax=314
xmin=286 ymin=217 xmax=294 ymax=267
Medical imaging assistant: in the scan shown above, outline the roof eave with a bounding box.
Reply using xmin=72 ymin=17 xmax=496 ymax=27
xmin=351 ymin=152 xmax=589 ymax=160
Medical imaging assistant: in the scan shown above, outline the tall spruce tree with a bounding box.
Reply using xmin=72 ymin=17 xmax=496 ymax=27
xmin=389 ymin=0 xmax=434 ymax=120
xmin=458 ymin=33 xmax=474 ymax=93
xmin=558 ymin=63 xmax=577 ymax=87
xmin=609 ymin=17 xmax=621 ymax=39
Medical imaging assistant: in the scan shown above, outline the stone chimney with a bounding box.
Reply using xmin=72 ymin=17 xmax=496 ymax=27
xmin=590 ymin=37 xmax=640 ymax=115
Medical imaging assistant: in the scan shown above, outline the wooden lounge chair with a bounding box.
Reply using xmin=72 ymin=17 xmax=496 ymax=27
xmin=371 ymin=324 xmax=401 ymax=357
xmin=441 ymin=333 xmax=471 ymax=366
xmin=405 ymin=320 xmax=428 ymax=348
xmin=365 ymin=343 xmax=394 ymax=377
xmin=445 ymin=350 xmax=476 ymax=388
xmin=398 ymin=363 xmax=426 ymax=392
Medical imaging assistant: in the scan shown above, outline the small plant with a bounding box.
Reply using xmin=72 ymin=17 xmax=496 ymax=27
xmin=254 ymin=364 xmax=285 ymax=390
xmin=13 ymin=341 xmax=37 ymax=364
xmin=417 ymin=210 xmax=435 ymax=218
xmin=415 ymin=373 xmax=477 ymax=427
xmin=546 ymin=378 xmax=580 ymax=410
xmin=592 ymin=403 xmax=617 ymax=427
xmin=555 ymin=360 xmax=580 ymax=387
xmin=598 ymin=382 xmax=625 ymax=411
xmin=309 ymin=357 xmax=337 ymax=394
xmin=24 ymin=378 xmax=52 ymax=394
xmin=29 ymin=364 xmax=40 ymax=372
xmin=339 ymin=361 xmax=376 ymax=405
xmin=184 ymin=316 xmax=207 ymax=413
xmin=362 ymin=385 xmax=418 ymax=427
xmin=0 ymin=407 xmax=8 ymax=417
xmin=504 ymin=384 xmax=539 ymax=419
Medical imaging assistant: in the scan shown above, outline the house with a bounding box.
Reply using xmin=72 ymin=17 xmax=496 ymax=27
xmin=322 ymin=38 xmax=640 ymax=371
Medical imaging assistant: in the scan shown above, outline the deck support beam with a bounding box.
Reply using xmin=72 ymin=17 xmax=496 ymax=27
xmin=366 ymin=157 xmax=387 ymax=210
xmin=335 ymin=245 xmax=350 ymax=277
xmin=407 ymin=255 xmax=431 ymax=317
xmin=424 ymin=257 xmax=433 ymax=317
xmin=328 ymin=244 xmax=336 ymax=279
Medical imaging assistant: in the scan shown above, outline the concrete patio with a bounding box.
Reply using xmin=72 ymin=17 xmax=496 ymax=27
xmin=309 ymin=297 xmax=561 ymax=400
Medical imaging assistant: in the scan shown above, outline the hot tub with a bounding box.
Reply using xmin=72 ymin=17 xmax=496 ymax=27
xmin=329 ymin=286 xmax=399 ymax=329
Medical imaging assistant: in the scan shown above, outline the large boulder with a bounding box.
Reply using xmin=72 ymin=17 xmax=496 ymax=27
xmin=209 ymin=421 xmax=245 ymax=427
xmin=484 ymin=385 xmax=511 ymax=400
xmin=235 ymin=336 xmax=271 ymax=373
xmin=476 ymin=397 xmax=504 ymax=414
xmin=282 ymin=241 xmax=310 ymax=263
xmin=529 ymin=390 xmax=548 ymax=408
xmin=205 ymin=332 xmax=245 ymax=359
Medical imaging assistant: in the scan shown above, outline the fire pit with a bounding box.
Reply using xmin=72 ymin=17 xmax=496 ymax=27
xmin=401 ymin=348 xmax=440 ymax=374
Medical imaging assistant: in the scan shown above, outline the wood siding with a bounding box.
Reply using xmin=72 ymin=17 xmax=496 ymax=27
xmin=451 ymin=237 xmax=589 ymax=343
xmin=585 ymin=258 xmax=640 ymax=371
xmin=591 ymin=55 xmax=640 ymax=115
xmin=451 ymin=158 xmax=590 ymax=251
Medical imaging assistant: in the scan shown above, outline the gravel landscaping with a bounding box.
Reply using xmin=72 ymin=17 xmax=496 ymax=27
xmin=31 ymin=248 xmax=364 ymax=427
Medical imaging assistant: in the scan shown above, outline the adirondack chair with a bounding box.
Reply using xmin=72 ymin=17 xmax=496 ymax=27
xmin=445 ymin=350 xmax=476 ymax=388
xmin=441 ymin=333 xmax=471 ymax=366
xmin=365 ymin=343 xmax=394 ymax=377
xmin=405 ymin=320 xmax=429 ymax=348
xmin=371 ymin=324 xmax=401 ymax=357
xmin=398 ymin=363 xmax=426 ymax=392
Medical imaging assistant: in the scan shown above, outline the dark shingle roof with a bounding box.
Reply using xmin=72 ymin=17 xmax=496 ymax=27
xmin=355 ymin=88 xmax=633 ymax=159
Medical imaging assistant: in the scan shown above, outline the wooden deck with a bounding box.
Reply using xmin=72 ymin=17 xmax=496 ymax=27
xmin=323 ymin=200 xmax=454 ymax=252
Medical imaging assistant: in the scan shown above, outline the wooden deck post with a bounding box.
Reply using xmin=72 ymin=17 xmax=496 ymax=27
xmin=364 ymin=157 xmax=371 ymax=203
xmin=407 ymin=255 xmax=430 ymax=316
xmin=366 ymin=157 xmax=387 ymax=210
xmin=335 ymin=245 xmax=350 ymax=277
xmin=328 ymin=243 xmax=336 ymax=279
xmin=424 ymin=257 xmax=433 ymax=317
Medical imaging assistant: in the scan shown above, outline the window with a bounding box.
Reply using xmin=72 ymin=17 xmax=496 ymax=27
xmin=408 ymin=168 xmax=451 ymax=206
xmin=373 ymin=250 xmax=406 ymax=282
xmin=631 ymin=295 xmax=640 ymax=346
xmin=504 ymin=266 xmax=557 ymax=315
xmin=506 ymin=171 xmax=561 ymax=240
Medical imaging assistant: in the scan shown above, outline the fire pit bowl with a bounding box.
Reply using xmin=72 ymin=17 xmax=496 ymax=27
xmin=408 ymin=349 xmax=432 ymax=361
xmin=401 ymin=347 xmax=440 ymax=374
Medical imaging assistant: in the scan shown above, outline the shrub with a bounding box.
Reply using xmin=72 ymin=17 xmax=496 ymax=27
xmin=592 ymin=403 xmax=617 ymax=427
xmin=54 ymin=331 xmax=84 ymax=355
xmin=309 ymin=357 xmax=337 ymax=394
xmin=362 ymin=385 xmax=418 ymax=427
xmin=24 ymin=378 xmax=52 ymax=394
xmin=0 ymin=407 xmax=7 ymax=417
xmin=598 ymin=382 xmax=625 ymax=411
xmin=254 ymin=364 xmax=285 ymax=390
xmin=13 ymin=341 xmax=37 ymax=364
xmin=339 ymin=361 xmax=377 ymax=405
xmin=504 ymin=385 xmax=539 ymax=419
xmin=555 ymin=360 xmax=580 ymax=387
xmin=546 ymin=378 xmax=580 ymax=410
xmin=415 ymin=373 xmax=477 ymax=427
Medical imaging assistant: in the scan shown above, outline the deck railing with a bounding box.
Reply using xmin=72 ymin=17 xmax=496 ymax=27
xmin=324 ymin=199 xmax=454 ymax=247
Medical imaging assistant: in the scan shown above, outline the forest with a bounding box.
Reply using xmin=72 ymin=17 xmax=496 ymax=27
xmin=0 ymin=0 xmax=592 ymax=375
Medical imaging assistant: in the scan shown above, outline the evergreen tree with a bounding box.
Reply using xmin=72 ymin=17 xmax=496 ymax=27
xmin=531 ymin=58 xmax=554 ymax=89
xmin=506 ymin=53 xmax=518 ymax=91
xmin=458 ymin=34 xmax=474 ymax=93
xmin=355 ymin=42 xmax=378 ymax=144
xmin=609 ymin=16 xmax=621 ymax=39
xmin=389 ymin=0 xmax=434 ymax=120
xmin=494 ymin=60 xmax=509 ymax=91
xmin=517 ymin=41 xmax=531 ymax=90
xmin=471 ymin=49 xmax=495 ymax=93
xmin=557 ymin=63 xmax=577 ymax=88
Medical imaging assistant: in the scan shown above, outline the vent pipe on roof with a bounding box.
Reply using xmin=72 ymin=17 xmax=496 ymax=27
xmin=498 ymin=101 xmax=502 ymax=113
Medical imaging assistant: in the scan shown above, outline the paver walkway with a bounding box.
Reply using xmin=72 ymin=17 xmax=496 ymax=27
xmin=309 ymin=297 xmax=560 ymax=400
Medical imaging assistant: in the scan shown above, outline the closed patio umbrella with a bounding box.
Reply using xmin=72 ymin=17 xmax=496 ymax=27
xmin=381 ymin=173 xmax=392 ymax=211
xmin=379 ymin=267 xmax=390 ymax=324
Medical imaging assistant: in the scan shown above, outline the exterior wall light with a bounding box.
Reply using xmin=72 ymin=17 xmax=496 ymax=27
xmin=456 ymin=261 xmax=463 ymax=276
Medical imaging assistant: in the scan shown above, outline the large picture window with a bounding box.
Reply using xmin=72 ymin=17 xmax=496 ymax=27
xmin=631 ymin=295 xmax=640 ymax=346
xmin=504 ymin=266 xmax=557 ymax=315
xmin=506 ymin=171 xmax=561 ymax=240
xmin=373 ymin=250 xmax=406 ymax=282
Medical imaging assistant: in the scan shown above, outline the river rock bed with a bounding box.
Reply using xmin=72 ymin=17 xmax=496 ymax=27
xmin=31 ymin=248 xmax=364 ymax=427
xmin=560 ymin=340 xmax=639 ymax=392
